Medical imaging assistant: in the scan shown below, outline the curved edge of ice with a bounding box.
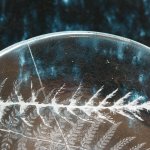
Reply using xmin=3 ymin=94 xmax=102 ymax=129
xmin=0 ymin=31 xmax=149 ymax=57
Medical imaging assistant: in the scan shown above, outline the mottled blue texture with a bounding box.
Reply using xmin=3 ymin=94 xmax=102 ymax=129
xmin=13 ymin=33 xmax=150 ymax=107
xmin=0 ymin=0 xmax=150 ymax=50
xmin=0 ymin=1 xmax=150 ymax=109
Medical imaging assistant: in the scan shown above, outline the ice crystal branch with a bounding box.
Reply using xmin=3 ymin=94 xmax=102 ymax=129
xmin=94 ymin=122 xmax=121 ymax=150
xmin=130 ymin=143 xmax=146 ymax=150
xmin=0 ymin=128 xmax=81 ymax=149
xmin=0 ymin=79 xmax=149 ymax=125
xmin=110 ymin=137 xmax=136 ymax=150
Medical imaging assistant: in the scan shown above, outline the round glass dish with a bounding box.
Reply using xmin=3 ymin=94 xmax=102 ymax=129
xmin=0 ymin=31 xmax=150 ymax=149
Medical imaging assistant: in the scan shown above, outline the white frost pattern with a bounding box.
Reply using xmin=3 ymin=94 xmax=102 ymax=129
xmin=0 ymin=80 xmax=149 ymax=125
xmin=0 ymin=80 xmax=149 ymax=149
xmin=0 ymin=44 xmax=149 ymax=149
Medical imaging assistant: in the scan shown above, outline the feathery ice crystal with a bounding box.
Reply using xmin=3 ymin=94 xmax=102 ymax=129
xmin=0 ymin=79 xmax=149 ymax=150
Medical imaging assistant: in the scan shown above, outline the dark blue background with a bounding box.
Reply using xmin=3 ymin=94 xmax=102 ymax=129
xmin=0 ymin=0 xmax=150 ymax=49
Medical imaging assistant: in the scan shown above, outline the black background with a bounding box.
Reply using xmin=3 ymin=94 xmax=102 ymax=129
xmin=0 ymin=0 xmax=150 ymax=49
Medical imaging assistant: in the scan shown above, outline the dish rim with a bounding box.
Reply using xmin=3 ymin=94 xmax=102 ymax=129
xmin=0 ymin=31 xmax=149 ymax=57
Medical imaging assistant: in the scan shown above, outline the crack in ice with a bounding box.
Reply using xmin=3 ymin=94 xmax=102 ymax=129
xmin=27 ymin=44 xmax=71 ymax=150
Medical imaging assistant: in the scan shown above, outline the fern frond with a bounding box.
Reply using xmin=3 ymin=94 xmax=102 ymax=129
xmin=130 ymin=143 xmax=145 ymax=150
xmin=0 ymin=79 xmax=149 ymax=126
xmin=1 ymin=133 xmax=14 ymax=150
xmin=81 ymin=120 xmax=102 ymax=149
xmin=34 ymin=141 xmax=49 ymax=150
xmin=94 ymin=122 xmax=121 ymax=150
xmin=0 ymin=78 xmax=7 ymax=94
xmin=67 ymin=119 xmax=86 ymax=146
xmin=50 ymin=126 xmax=63 ymax=143
xmin=86 ymin=85 xmax=104 ymax=106
xmin=110 ymin=137 xmax=135 ymax=150
xmin=33 ymin=123 xmax=49 ymax=139
xmin=17 ymin=138 xmax=28 ymax=150
xmin=99 ymin=88 xmax=118 ymax=106
xmin=72 ymin=82 xmax=82 ymax=99
xmin=0 ymin=79 xmax=149 ymax=150
xmin=0 ymin=127 xmax=76 ymax=148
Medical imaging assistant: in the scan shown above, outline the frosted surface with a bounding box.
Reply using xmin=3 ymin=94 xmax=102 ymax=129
xmin=0 ymin=32 xmax=149 ymax=149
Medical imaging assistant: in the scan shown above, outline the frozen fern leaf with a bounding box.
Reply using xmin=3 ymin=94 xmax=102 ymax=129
xmin=94 ymin=122 xmax=121 ymax=150
xmin=130 ymin=143 xmax=146 ymax=150
xmin=0 ymin=79 xmax=149 ymax=149
xmin=110 ymin=137 xmax=135 ymax=150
